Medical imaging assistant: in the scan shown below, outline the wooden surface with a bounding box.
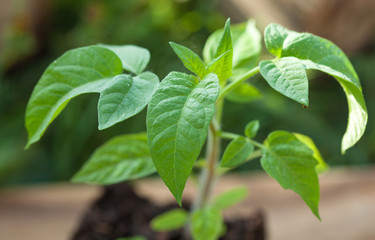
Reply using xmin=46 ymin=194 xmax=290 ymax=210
xmin=1 ymin=168 xmax=375 ymax=240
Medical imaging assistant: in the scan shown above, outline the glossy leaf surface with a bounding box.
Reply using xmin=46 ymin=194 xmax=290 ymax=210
xmin=147 ymin=72 xmax=220 ymax=204
xmin=72 ymin=133 xmax=155 ymax=184
xmin=264 ymin=24 xmax=367 ymax=153
xmin=25 ymin=46 xmax=123 ymax=148
xmin=261 ymin=131 xmax=320 ymax=219
xmin=98 ymin=72 xmax=159 ymax=129
xmin=260 ymin=57 xmax=309 ymax=105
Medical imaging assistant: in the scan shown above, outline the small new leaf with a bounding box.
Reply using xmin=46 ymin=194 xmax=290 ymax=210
xmin=261 ymin=131 xmax=320 ymax=219
xmin=212 ymin=187 xmax=248 ymax=209
xmin=260 ymin=57 xmax=309 ymax=106
xmin=72 ymin=133 xmax=155 ymax=185
xmin=244 ymin=120 xmax=260 ymax=138
xmin=191 ymin=207 xmax=223 ymax=240
xmin=150 ymin=209 xmax=188 ymax=232
xmin=169 ymin=42 xmax=206 ymax=78
xmin=221 ymin=137 xmax=254 ymax=168
xmin=147 ymin=72 xmax=220 ymax=205
xmin=203 ymin=19 xmax=233 ymax=83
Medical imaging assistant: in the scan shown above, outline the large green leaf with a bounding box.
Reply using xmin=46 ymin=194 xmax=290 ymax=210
xmin=100 ymin=44 xmax=150 ymax=74
xmin=261 ymin=131 xmax=320 ymax=219
xmin=25 ymin=46 xmax=123 ymax=148
xmin=150 ymin=209 xmax=188 ymax=232
xmin=264 ymin=24 xmax=367 ymax=153
xmin=98 ymin=72 xmax=159 ymax=130
xmin=72 ymin=133 xmax=155 ymax=184
xmin=260 ymin=57 xmax=309 ymax=106
xmin=191 ymin=207 xmax=223 ymax=240
xmin=147 ymin=72 xmax=220 ymax=204
xmin=169 ymin=42 xmax=206 ymax=78
xmin=221 ymin=137 xmax=254 ymax=168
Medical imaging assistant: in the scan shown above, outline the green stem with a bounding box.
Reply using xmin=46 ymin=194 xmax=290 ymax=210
xmin=220 ymin=131 xmax=266 ymax=150
xmin=217 ymin=66 xmax=260 ymax=102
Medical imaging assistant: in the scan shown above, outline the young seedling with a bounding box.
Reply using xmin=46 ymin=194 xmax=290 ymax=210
xmin=25 ymin=19 xmax=367 ymax=240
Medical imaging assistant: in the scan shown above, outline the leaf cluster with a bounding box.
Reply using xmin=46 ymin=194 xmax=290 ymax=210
xmin=24 ymin=18 xmax=367 ymax=240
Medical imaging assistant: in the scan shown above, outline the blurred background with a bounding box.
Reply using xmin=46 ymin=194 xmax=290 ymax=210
xmin=0 ymin=0 xmax=374 ymax=186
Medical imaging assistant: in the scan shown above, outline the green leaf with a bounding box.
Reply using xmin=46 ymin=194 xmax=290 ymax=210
xmin=221 ymin=137 xmax=254 ymax=168
xmin=212 ymin=187 xmax=248 ymax=209
xmin=72 ymin=133 xmax=155 ymax=185
xmin=261 ymin=131 xmax=320 ymax=219
xmin=293 ymin=133 xmax=329 ymax=174
xmin=203 ymin=19 xmax=233 ymax=83
xmin=98 ymin=72 xmax=159 ymax=130
xmin=147 ymin=72 xmax=220 ymax=204
xmin=260 ymin=57 xmax=309 ymax=105
xmin=264 ymin=23 xmax=368 ymax=153
xmin=25 ymin=46 xmax=123 ymax=148
xmin=100 ymin=44 xmax=150 ymax=74
xmin=169 ymin=42 xmax=206 ymax=78
xmin=203 ymin=19 xmax=261 ymax=77
xmin=244 ymin=120 xmax=260 ymax=138
xmin=232 ymin=19 xmax=261 ymax=76
xmin=226 ymin=82 xmax=262 ymax=103
xmin=191 ymin=207 xmax=223 ymax=240
xmin=150 ymin=209 xmax=188 ymax=232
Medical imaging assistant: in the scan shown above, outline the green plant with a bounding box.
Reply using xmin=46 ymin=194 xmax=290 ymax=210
xmin=25 ymin=19 xmax=367 ymax=239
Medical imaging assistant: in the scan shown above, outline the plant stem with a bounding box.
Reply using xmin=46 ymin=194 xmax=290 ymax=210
xmin=220 ymin=131 xmax=266 ymax=150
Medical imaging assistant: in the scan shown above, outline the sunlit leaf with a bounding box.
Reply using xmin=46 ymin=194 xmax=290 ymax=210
xmin=260 ymin=57 xmax=309 ymax=106
xmin=25 ymin=46 xmax=123 ymax=148
xmin=261 ymin=130 xmax=320 ymax=219
xmin=264 ymin=24 xmax=367 ymax=153
xmin=293 ymin=133 xmax=329 ymax=174
xmin=147 ymin=72 xmax=220 ymax=204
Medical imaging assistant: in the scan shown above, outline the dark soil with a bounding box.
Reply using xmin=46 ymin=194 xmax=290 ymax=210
xmin=72 ymin=183 xmax=265 ymax=240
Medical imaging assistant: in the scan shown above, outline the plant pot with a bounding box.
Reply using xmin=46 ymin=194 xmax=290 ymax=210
xmin=71 ymin=182 xmax=266 ymax=240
